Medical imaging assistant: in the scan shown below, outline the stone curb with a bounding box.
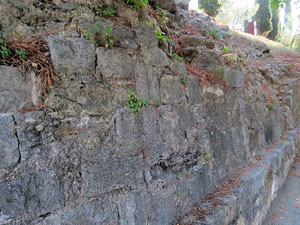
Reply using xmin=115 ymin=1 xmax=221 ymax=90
xmin=183 ymin=128 xmax=300 ymax=225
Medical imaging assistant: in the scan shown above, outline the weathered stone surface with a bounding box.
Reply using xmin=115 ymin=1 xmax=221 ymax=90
xmin=224 ymin=67 xmax=246 ymax=88
xmin=160 ymin=75 xmax=186 ymax=104
xmin=144 ymin=47 xmax=169 ymax=67
xmin=48 ymin=37 xmax=95 ymax=75
xmin=96 ymin=47 xmax=135 ymax=80
xmin=0 ymin=114 xmax=19 ymax=169
xmin=133 ymin=24 xmax=158 ymax=48
xmin=0 ymin=171 xmax=64 ymax=218
xmin=0 ymin=66 xmax=33 ymax=112
xmin=186 ymin=75 xmax=202 ymax=104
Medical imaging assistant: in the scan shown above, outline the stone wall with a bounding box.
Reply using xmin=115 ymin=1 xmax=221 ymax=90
xmin=0 ymin=1 xmax=299 ymax=225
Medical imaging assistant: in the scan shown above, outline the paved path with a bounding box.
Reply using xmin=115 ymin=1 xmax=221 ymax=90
xmin=263 ymin=158 xmax=300 ymax=225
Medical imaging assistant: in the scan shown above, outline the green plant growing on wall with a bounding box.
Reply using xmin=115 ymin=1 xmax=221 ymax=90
xmin=15 ymin=48 xmax=27 ymax=59
xmin=171 ymin=53 xmax=184 ymax=62
xmin=240 ymin=179 xmax=247 ymax=186
xmin=104 ymin=5 xmax=116 ymax=17
xmin=124 ymin=0 xmax=148 ymax=10
xmin=101 ymin=25 xmax=114 ymax=48
xmin=223 ymin=46 xmax=232 ymax=53
xmin=155 ymin=30 xmax=171 ymax=43
xmin=200 ymin=150 xmax=211 ymax=165
xmin=181 ymin=77 xmax=188 ymax=86
xmin=209 ymin=28 xmax=221 ymax=40
xmin=268 ymin=102 xmax=275 ymax=111
xmin=126 ymin=90 xmax=148 ymax=113
xmin=157 ymin=7 xmax=169 ymax=23
xmin=174 ymin=189 xmax=181 ymax=196
xmin=178 ymin=168 xmax=193 ymax=178
xmin=0 ymin=33 xmax=10 ymax=59
xmin=143 ymin=21 xmax=154 ymax=27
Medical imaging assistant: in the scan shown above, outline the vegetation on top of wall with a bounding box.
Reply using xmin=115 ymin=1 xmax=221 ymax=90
xmin=124 ymin=0 xmax=148 ymax=10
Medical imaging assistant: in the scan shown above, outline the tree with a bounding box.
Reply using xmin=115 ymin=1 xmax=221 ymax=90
xmin=198 ymin=0 xmax=223 ymax=17
xmin=255 ymin=0 xmax=273 ymax=37
xmin=270 ymin=0 xmax=290 ymax=10
xmin=268 ymin=6 xmax=280 ymax=40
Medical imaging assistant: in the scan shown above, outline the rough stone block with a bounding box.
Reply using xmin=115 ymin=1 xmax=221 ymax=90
xmin=132 ymin=24 xmax=158 ymax=48
xmin=0 ymin=114 xmax=19 ymax=169
xmin=0 ymin=171 xmax=64 ymax=218
xmin=0 ymin=66 xmax=33 ymax=112
xmin=96 ymin=47 xmax=134 ymax=80
xmin=224 ymin=67 xmax=245 ymax=88
xmin=144 ymin=47 xmax=169 ymax=67
xmin=160 ymin=75 xmax=186 ymax=104
xmin=48 ymin=37 xmax=95 ymax=75
xmin=186 ymin=75 xmax=202 ymax=104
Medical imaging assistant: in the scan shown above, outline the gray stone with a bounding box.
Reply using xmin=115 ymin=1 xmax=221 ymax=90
xmin=132 ymin=24 xmax=158 ymax=48
xmin=144 ymin=47 xmax=169 ymax=67
xmin=0 ymin=66 xmax=33 ymax=112
xmin=160 ymin=75 xmax=186 ymax=104
xmin=0 ymin=171 xmax=64 ymax=218
xmin=186 ymin=75 xmax=202 ymax=104
xmin=112 ymin=26 xmax=139 ymax=50
xmin=0 ymin=114 xmax=19 ymax=169
xmin=96 ymin=47 xmax=134 ymax=80
xmin=224 ymin=67 xmax=246 ymax=88
xmin=48 ymin=37 xmax=95 ymax=75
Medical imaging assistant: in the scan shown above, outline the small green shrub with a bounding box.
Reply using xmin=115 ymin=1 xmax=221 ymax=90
xmin=155 ymin=30 xmax=171 ymax=43
xmin=268 ymin=102 xmax=275 ymax=111
xmin=200 ymin=150 xmax=211 ymax=165
xmin=178 ymin=168 xmax=193 ymax=178
xmin=124 ymin=0 xmax=148 ymax=10
xmin=157 ymin=7 xmax=168 ymax=23
xmin=15 ymin=48 xmax=27 ymax=59
xmin=101 ymin=25 xmax=114 ymax=48
xmin=143 ymin=21 xmax=154 ymax=27
xmin=209 ymin=28 xmax=221 ymax=40
xmin=104 ymin=5 xmax=116 ymax=17
xmin=171 ymin=53 xmax=184 ymax=62
xmin=223 ymin=46 xmax=232 ymax=53
xmin=126 ymin=90 xmax=148 ymax=113
xmin=0 ymin=33 xmax=10 ymax=59
xmin=240 ymin=179 xmax=247 ymax=186
xmin=181 ymin=77 xmax=188 ymax=86
xmin=174 ymin=189 xmax=181 ymax=196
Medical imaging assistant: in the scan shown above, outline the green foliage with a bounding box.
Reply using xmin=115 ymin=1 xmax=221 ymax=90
xmin=240 ymin=179 xmax=247 ymax=186
xmin=181 ymin=77 xmax=188 ymax=86
xmin=209 ymin=28 xmax=221 ymax=40
xmin=155 ymin=30 xmax=171 ymax=43
xmin=200 ymin=150 xmax=211 ymax=165
xmin=124 ymin=0 xmax=148 ymax=10
xmin=104 ymin=5 xmax=116 ymax=16
xmin=198 ymin=0 xmax=223 ymax=17
xmin=270 ymin=0 xmax=290 ymax=10
xmin=78 ymin=22 xmax=114 ymax=48
xmin=126 ymin=90 xmax=148 ymax=113
xmin=255 ymin=0 xmax=273 ymax=37
xmin=143 ymin=21 xmax=154 ymax=27
xmin=157 ymin=7 xmax=169 ymax=23
xmin=0 ymin=43 xmax=10 ymax=59
xmin=178 ymin=169 xmax=193 ymax=178
xmin=207 ymin=64 xmax=225 ymax=80
xmin=15 ymin=49 xmax=27 ymax=59
xmin=174 ymin=189 xmax=181 ymax=196
xmin=101 ymin=25 xmax=114 ymax=48
xmin=223 ymin=46 xmax=232 ymax=53
xmin=264 ymin=176 xmax=268 ymax=185
xmin=171 ymin=53 xmax=184 ymax=62
xmin=268 ymin=102 xmax=275 ymax=111
xmin=0 ymin=33 xmax=10 ymax=59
